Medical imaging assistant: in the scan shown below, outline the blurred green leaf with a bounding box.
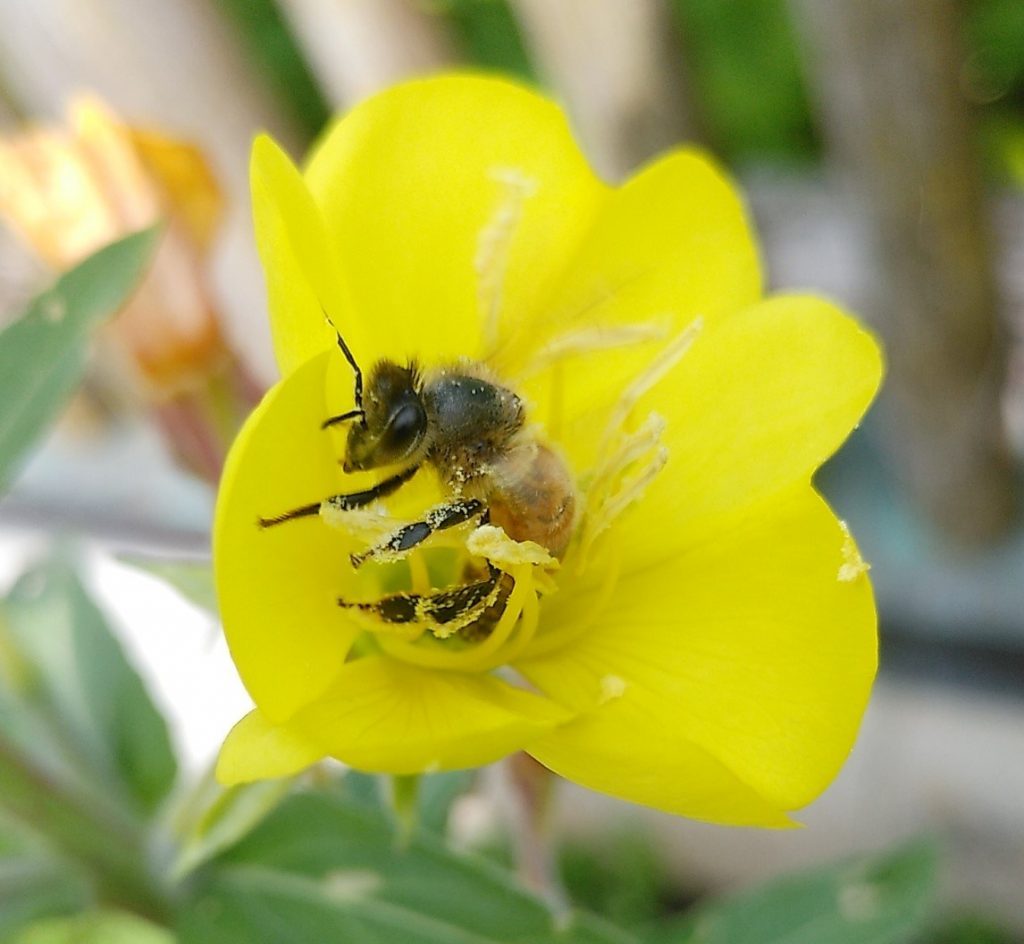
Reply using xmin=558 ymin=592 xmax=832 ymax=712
xmin=170 ymin=774 xmax=295 ymax=881
xmin=3 ymin=556 xmax=177 ymax=813
xmin=11 ymin=910 xmax=174 ymax=944
xmin=562 ymin=832 xmax=672 ymax=929
xmin=0 ymin=854 xmax=92 ymax=943
xmin=177 ymin=789 xmax=636 ymax=944
xmin=646 ymin=840 xmax=938 ymax=944
xmin=933 ymin=915 xmax=1017 ymax=944
xmin=417 ymin=770 xmax=475 ymax=836
xmin=119 ymin=556 xmax=217 ymax=615
xmin=440 ymin=0 xmax=535 ymax=81
xmin=214 ymin=0 xmax=329 ymax=139
xmin=0 ymin=227 xmax=159 ymax=493
xmin=671 ymin=0 xmax=817 ymax=162
xmin=331 ymin=769 xmax=475 ymax=836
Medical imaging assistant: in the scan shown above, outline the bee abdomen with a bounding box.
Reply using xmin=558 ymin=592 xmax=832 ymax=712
xmin=488 ymin=443 xmax=576 ymax=559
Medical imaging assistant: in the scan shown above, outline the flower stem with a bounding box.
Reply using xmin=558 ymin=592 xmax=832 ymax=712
xmin=503 ymin=752 xmax=568 ymax=912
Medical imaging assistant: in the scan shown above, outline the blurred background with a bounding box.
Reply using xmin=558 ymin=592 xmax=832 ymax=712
xmin=1 ymin=1 xmax=1023 ymax=941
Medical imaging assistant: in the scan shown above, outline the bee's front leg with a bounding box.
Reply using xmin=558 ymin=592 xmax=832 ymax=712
xmin=257 ymin=465 xmax=419 ymax=528
xmin=349 ymin=498 xmax=487 ymax=568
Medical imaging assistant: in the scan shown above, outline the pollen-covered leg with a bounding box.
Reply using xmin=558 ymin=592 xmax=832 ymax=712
xmin=338 ymin=563 xmax=511 ymax=639
xmin=257 ymin=465 xmax=419 ymax=528
xmin=349 ymin=498 xmax=486 ymax=568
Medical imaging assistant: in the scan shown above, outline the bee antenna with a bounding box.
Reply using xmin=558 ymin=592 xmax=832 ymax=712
xmin=322 ymin=307 xmax=365 ymax=425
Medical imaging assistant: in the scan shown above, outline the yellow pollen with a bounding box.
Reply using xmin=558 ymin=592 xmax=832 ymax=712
xmin=837 ymin=521 xmax=870 ymax=582
xmin=466 ymin=524 xmax=556 ymax=568
xmin=599 ymin=674 xmax=627 ymax=704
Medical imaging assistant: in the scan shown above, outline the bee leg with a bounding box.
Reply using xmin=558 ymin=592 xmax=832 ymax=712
xmin=349 ymin=498 xmax=486 ymax=568
xmin=257 ymin=465 xmax=419 ymax=528
xmin=339 ymin=563 xmax=512 ymax=637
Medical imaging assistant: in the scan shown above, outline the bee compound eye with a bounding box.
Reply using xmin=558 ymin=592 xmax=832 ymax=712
xmin=386 ymin=401 xmax=426 ymax=448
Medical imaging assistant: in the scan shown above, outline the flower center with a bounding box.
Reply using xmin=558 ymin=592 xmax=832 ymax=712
xmin=326 ymin=317 xmax=701 ymax=674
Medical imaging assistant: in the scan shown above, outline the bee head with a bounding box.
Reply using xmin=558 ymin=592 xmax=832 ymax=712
xmin=344 ymin=361 xmax=427 ymax=473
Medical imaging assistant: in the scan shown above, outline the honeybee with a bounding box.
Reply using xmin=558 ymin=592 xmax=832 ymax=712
xmin=259 ymin=330 xmax=576 ymax=635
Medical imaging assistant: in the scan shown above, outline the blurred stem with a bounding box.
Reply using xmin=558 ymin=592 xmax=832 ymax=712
xmin=0 ymin=731 xmax=173 ymax=923
xmin=389 ymin=773 xmax=420 ymax=848
xmin=153 ymin=358 xmax=262 ymax=486
xmin=504 ymin=752 xmax=567 ymax=911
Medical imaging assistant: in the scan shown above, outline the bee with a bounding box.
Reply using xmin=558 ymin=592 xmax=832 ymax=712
xmin=259 ymin=329 xmax=576 ymax=636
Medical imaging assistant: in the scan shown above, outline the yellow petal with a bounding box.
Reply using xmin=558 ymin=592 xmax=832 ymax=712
xmin=305 ymin=74 xmax=607 ymax=367
xmin=287 ymin=655 xmax=572 ymax=774
xmin=585 ymin=295 xmax=883 ymax=568
xmin=215 ymin=351 xmax=358 ymax=722
xmin=519 ymin=487 xmax=876 ymax=825
xmin=251 ymin=134 xmax=366 ymax=376
xmin=502 ymin=148 xmax=759 ymax=373
xmin=217 ymin=708 xmax=325 ymax=785
xmin=512 ymin=151 xmax=763 ymax=470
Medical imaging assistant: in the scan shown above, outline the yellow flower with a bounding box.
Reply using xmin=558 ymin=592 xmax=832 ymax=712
xmin=215 ymin=75 xmax=882 ymax=826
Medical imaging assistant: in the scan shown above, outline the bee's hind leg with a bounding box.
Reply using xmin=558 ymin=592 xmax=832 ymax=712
xmin=339 ymin=562 xmax=512 ymax=638
xmin=349 ymin=498 xmax=486 ymax=568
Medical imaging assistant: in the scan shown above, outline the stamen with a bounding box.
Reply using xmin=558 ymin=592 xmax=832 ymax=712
xmin=497 ymin=576 xmax=540 ymax=665
xmin=476 ymin=167 xmax=538 ymax=353
xmin=585 ymin=412 xmax=666 ymax=510
xmin=597 ymin=316 xmax=702 ymax=459
xmin=525 ymin=543 xmax=622 ymax=659
xmin=522 ymin=321 xmax=671 ymax=378
xmin=569 ymin=318 xmax=702 ymax=574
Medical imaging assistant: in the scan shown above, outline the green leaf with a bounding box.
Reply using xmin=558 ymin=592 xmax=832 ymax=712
xmin=0 ymin=226 xmax=159 ymax=492
xmin=11 ymin=910 xmax=174 ymax=944
xmin=2 ymin=556 xmax=177 ymax=813
xmin=646 ymin=840 xmax=938 ymax=944
xmin=0 ymin=854 xmax=92 ymax=942
xmin=177 ymin=790 xmax=636 ymax=944
xmin=170 ymin=774 xmax=295 ymax=881
xmin=118 ymin=556 xmax=217 ymax=615
xmin=416 ymin=770 xmax=475 ymax=836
